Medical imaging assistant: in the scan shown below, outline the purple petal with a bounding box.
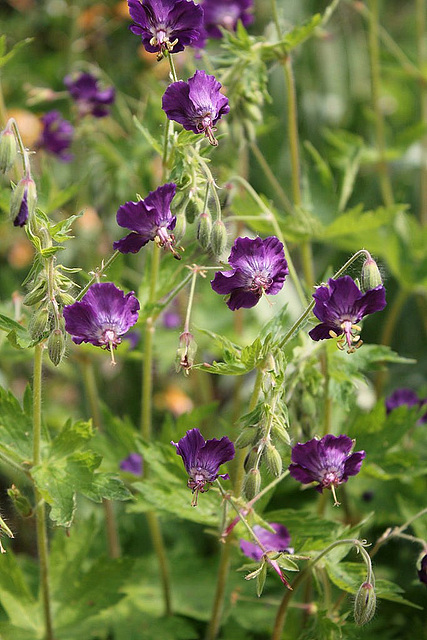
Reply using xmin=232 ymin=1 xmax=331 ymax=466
xmin=198 ymin=436 xmax=235 ymax=475
xmin=386 ymin=388 xmax=420 ymax=412
xmin=308 ymin=323 xmax=340 ymax=341
xmin=342 ymin=450 xmax=366 ymax=480
xmin=288 ymin=463 xmax=318 ymax=485
xmin=357 ymin=285 xmax=387 ymax=317
xmin=143 ymin=182 xmax=176 ymax=222
xmin=227 ymin=288 xmax=261 ymax=310
xmin=211 ymin=269 xmax=250 ymax=295
xmin=120 ymin=452 xmax=143 ymax=475
xmin=171 ymin=428 xmax=205 ymax=474
xmin=113 ymin=232 xmax=150 ymax=254
xmin=162 ymin=81 xmax=198 ymax=133
xmin=240 ymin=523 xmax=292 ymax=562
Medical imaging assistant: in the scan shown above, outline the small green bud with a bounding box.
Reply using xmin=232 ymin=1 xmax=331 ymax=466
xmin=7 ymin=484 xmax=33 ymax=518
xmin=265 ymin=442 xmax=283 ymax=476
xmin=210 ymin=219 xmax=227 ymax=258
xmin=243 ymin=468 xmax=261 ymax=500
xmin=57 ymin=292 xmax=75 ymax=306
xmin=23 ymin=285 xmax=46 ymax=307
xmin=0 ymin=126 xmax=17 ymax=174
xmin=173 ymin=213 xmax=186 ymax=243
xmin=48 ymin=329 xmax=66 ymax=366
xmin=197 ymin=212 xmax=212 ymax=251
xmin=235 ymin=427 xmax=259 ymax=449
xmin=354 ymin=581 xmax=376 ymax=626
xmin=29 ymin=307 xmax=49 ymax=340
xmin=361 ymin=255 xmax=383 ymax=292
xmin=271 ymin=422 xmax=290 ymax=446
xmin=244 ymin=447 xmax=258 ymax=472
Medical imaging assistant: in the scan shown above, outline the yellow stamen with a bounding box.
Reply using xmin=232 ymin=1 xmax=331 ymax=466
xmin=331 ymin=485 xmax=341 ymax=507
xmin=109 ymin=341 xmax=116 ymax=366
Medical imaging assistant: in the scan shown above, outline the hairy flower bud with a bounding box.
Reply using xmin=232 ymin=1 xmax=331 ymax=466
xmin=361 ymin=255 xmax=383 ymax=292
xmin=0 ymin=125 xmax=17 ymax=174
xmin=57 ymin=292 xmax=76 ymax=306
xmin=354 ymin=581 xmax=376 ymax=626
xmin=265 ymin=442 xmax=282 ymax=477
xmin=48 ymin=329 xmax=66 ymax=366
xmin=7 ymin=484 xmax=33 ymax=518
xmin=22 ymin=285 xmax=47 ymax=307
xmin=243 ymin=468 xmax=261 ymax=500
xmin=197 ymin=212 xmax=212 ymax=251
xmin=235 ymin=427 xmax=259 ymax=449
xmin=210 ymin=219 xmax=227 ymax=258
xmin=29 ymin=307 xmax=50 ymax=340
xmin=10 ymin=176 xmax=37 ymax=227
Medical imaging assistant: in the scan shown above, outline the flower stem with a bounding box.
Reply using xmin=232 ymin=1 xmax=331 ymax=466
xmin=249 ymin=142 xmax=293 ymax=214
xmin=77 ymin=250 xmax=120 ymax=300
xmin=370 ymin=507 xmax=427 ymax=558
xmin=417 ymin=0 xmax=427 ymax=226
xmin=32 ymin=343 xmax=54 ymax=640
xmin=368 ymin=0 xmax=395 ymax=207
xmin=81 ymin=358 xmax=121 ymax=559
xmin=183 ymin=269 xmax=198 ymax=333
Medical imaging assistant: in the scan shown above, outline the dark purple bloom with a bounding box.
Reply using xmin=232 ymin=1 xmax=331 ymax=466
xmin=64 ymin=72 xmax=115 ymax=118
xmin=113 ymin=183 xmax=180 ymax=258
xmin=240 ymin=523 xmax=292 ymax=562
xmin=162 ymin=70 xmax=230 ymax=146
xmin=11 ymin=175 xmax=37 ymax=227
xmin=127 ymin=0 xmax=203 ymax=59
xmin=201 ymin=0 xmax=253 ymax=39
xmin=171 ymin=428 xmax=235 ymax=505
xmin=418 ymin=553 xmax=427 ymax=585
xmin=38 ymin=110 xmax=74 ymax=161
xmin=289 ymin=434 xmax=365 ymax=505
xmin=63 ymin=282 xmax=140 ymax=363
xmin=308 ymin=276 xmax=387 ymax=353
xmin=120 ymin=453 xmax=143 ymax=475
xmin=211 ymin=236 xmax=289 ymax=310
xmin=386 ymin=388 xmax=427 ymax=424
xmin=13 ymin=187 xmax=29 ymax=227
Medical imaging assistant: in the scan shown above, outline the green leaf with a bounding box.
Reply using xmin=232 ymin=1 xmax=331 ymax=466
xmin=0 ymin=386 xmax=33 ymax=463
xmin=0 ymin=38 xmax=33 ymax=69
xmin=0 ymin=552 xmax=42 ymax=636
xmin=0 ymin=314 xmax=33 ymax=349
xmin=132 ymin=115 xmax=163 ymax=155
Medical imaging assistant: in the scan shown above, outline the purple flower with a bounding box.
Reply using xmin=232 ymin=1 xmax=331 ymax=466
xmin=10 ymin=175 xmax=37 ymax=227
xmin=289 ymin=434 xmax=365 ymax=505
xmin=240 ymin=523 xmax=292 ymax=562
xmin=211 ymin=236 xmax=289 ymax=310
xmin=120 ymin=453 xmax=143 ymax=475
xmin=63 ymin=282 xmax=139 ymax=363
xmin=38 ymin=110 xmax=74 ymax=162
xmin=418 ymin=553 xmax=427 ymax=585
xmin=64 ymin=72 xmax=115 ymax=118
xmin=308 ymin=276 xmax=387 ymax=353
xmin=171 ymin=428 xmax=235 ymax=505
xmin=162 ymin=70 xmax=230 ymax=146
xmin=201 ymin=0 xmax=254 ymax=39
xmin=386 ymin=388 xmax=427 ymax=424
xmin=113 ymin=183 xmax=180 ymax=258
xmin=127 ymin=0 xmax=203 ymax=59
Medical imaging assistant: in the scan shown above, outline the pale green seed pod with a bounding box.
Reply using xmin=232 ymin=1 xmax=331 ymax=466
xmin=29 ymin=307 xmax=49 ymax=340
xmin=235 ymin=428 xmax=259 ymax=449
xmin=265 ymin=442 xmax=282 ymax=477
xmin=354 ymin=581 xmax=376 ymax=626
xmin=244 ymin=447 xmax=258 ymax=472
xmin=23 ymin=285 xmax=46 ymax=307
xmin=48 ymin=329 xmax=66 ymax=366
xmin=271 ymin=422 xmax=290 ymax=446
xmin=197 ymin=212 xmax=212 ymax=251
xmin=57 ymin=292 xmax=76 ymax=306
xmin=210 ymin=220 xmax=227 ymax=258
xmin=243 ymin=468 xmax=261 ymax=500
xmin=0 ymin=127 xmax=17 ymax=174
xmin=361 ymin=256 xmax=383 ymax=292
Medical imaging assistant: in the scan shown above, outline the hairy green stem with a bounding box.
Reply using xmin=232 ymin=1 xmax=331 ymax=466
xmin=33 ymin=344 xmax=54 ymax=640
xmin=370 ymin=507 xmax=427 ymax=558
xmin=368 ymin=0 xmax=395 ymax=207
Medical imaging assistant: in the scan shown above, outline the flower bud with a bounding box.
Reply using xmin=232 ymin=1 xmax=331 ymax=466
xmin=7 ymin=484 xmax=33 ymax=518
xmin=173 ymin=213 xmax=186 ymax=243
xmin=29 ymin=306 xmax=49 ymax=340
xmin=175 ymin=331 xmax=197 ymax=375
xmin=244 ymin=447 xmax=258 ymax=472
xmin=0 ymin=126 xmax=17 ymax=174
xmin=361 ymin=255 xmax=383 ymax=292
xmin=210 ymin=220 xmax=227 ymax=258
xmin=23 ymin=285 xmax=46 ymax=307
xmin=57 ymin=292 xmax=76 ymax=306
xmin=354 ymin=581 xmax=376 ymax=626
xmin=235 ymin=427 xmax=259 ymax=449
xmin=271 ymin=422 xmax=290 ymax=446
xmin=48 ymin=329 xmax=66 ymax=366
xmin=243 ymin=468 xmax=261 ymax=500
xmin=265 ymin=442 xmax=282 ymax=477
xmin=197 ymin=212 xmax=212 ymax=251
xmin=10 ymin=176 xmax=37 ymax=227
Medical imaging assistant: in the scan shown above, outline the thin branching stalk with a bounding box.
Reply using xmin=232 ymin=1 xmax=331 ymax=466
xmin=249 ymin=141 xmax=293 ymax=214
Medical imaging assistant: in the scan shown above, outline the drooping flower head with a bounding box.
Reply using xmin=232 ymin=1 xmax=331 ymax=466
xmin=289 ymin=434 xmax=365 ymax=506
xmin=201 ymin=0 xmax=254 ymax=39
xmin=127 ymin=0 xmax=203 ymax=59
xmin=38 ymin=111 xmax=74 ymax=161
xmin=10 ymin=174 xmax=37 ymax=227
xmin=120 ymin=453 xmax=143 ymax=475
xmin=64 ymin=72 xmax=115 ymax=118
xmin=240 ymin=523 xmax=293 ymax=562
xmin=308 ymin=276 xmax=386 ymax=353
xmin=418 ymin=553 xmax=427 ymax=585
xmin=63 ymin=282 xmax=140 ymax=364
xmin=386 ymin=388 xmax=427 ymax=424
xmin=171 ymin=428 xmax=235 ymax=505
xmin=162 ymin=70 xmax=230 ymax=146
xmin=211 ymin=236 xmax=289 ymax=310
xmin=113 ymin=183 xmax=180 ymax=258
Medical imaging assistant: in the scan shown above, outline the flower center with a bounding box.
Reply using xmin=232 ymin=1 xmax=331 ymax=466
xmin=149 ymin=25 xmax=179 ymax=59
xmin=188 ymin=467 xmax=212 ymax=506
xmin=249 ymin=273 xmax=273 ymax=295
xmin=321 ymin=468 xmax=340 ymax=488
xmin=195 ymin=113 xmax=218 ymax=146
xmin=154 ymin=226 xmax=181 ymax=260
xmin=329 ymin=319 xmax=363 ymax=353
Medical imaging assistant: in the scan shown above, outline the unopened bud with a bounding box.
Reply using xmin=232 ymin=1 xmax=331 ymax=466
xmin=235 ymin=427 xmax=258 ymax=449
xmin=243 ymin=468 xmax=261 ymax=500
xmin=48 ymin=329 xmax=66 ymax=366
xmin=0 ymin=125 xmax=17 ymax=174
xmin=354 ymin=581 xmax=376 ymax=626
xmin=57 ymin=292 xmax=75 ymax=306
xmin=197 ymin=212 xmax=212 ymax=251
xmin=271 ymin=422 xmax=290 ymax=446
xmin=7 ymin=484 xmax=33 ymax=518
xmin=23 ymin=285 xmax=46 ymax=307
xmin=361 ymin=255 xmax=383 ymax=292
xmin=10 ymin=176 xmax=37 ymax=227
xmin=210 ymin=219 xmax=227 ymax=258
xmin=265 ymin=442 xmax=282 ymax=476
xmin=29 ymin=306 xmax=49 ymax=340
xmin=244 ymin=447 xmax=258 ymax=472
xmin=173 ymin=213 xmax=186 ymax=243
